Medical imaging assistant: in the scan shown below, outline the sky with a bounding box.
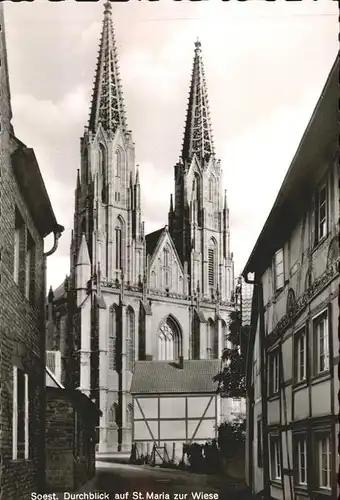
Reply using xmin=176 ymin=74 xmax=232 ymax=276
xmin=3 ymin=0 xmax=338 ymax=291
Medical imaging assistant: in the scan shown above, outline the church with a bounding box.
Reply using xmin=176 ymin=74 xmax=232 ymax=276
xmin=46 ymin=2 xmax=235 ymax=457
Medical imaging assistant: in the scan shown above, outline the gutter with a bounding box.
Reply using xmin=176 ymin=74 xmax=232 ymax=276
xmin=244 ymin=271 xmax=270 ymax=498
xmin=40 ymin=225 xmax=64 ymax=491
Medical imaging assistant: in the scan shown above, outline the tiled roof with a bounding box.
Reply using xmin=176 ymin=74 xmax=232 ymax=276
xmin=145 ymin=228 xmax=164 ymax=257
xmin=130 ymin=360 xmax=220 ymax=394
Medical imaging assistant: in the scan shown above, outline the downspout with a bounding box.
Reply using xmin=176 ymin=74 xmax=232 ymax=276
xmin=244 ymin=271 xmax=270 ymax=498
xmin=40 ymin=225 xmax=64 ymax=492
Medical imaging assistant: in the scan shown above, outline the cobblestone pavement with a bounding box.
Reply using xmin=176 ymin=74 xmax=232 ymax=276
xmin=86 ymin=461 xmax=250 ymax=500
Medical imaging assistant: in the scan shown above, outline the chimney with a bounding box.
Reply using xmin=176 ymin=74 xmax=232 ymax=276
xmin=178 ymin=356 xmax=184 ymax=369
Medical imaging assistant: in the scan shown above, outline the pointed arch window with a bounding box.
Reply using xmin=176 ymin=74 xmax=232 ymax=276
xmin=99 ymin=144 xmax=108 ymax=204
xmin=208 ymin=239 xmax=217 ymax=289
xmin=158 ymin=317 xmax=182 ymax=361
xmin=115 ymin=217 xmax=124 ymax=271
xmin=126 ymin=308 xmax=135 ymax=372
xmin=208 ymin=178 xmax=214 ymax=202
xmin=109 ymin=306 xmax=117 ymax=371
xmin=221 ymin=320 xmax=228 ymax=349
xmin=163 ymin=246 xmax=171 ymax=288
xmin=206 ymin=319 xmax=217 ymax=359
xmin=116 ymin=148 xmax=123 ymax=178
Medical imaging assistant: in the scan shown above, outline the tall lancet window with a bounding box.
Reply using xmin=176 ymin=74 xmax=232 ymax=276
xmin=208 ymin=177 xmax=213 ymax=202
xmin=158 ymin=317 xmax=182 ymax=361
xmin=116 ymin=148 xmax=123 ymax=178
xmin=109 ymin=306 xmax=117 ymax=371
xmin=115 ymin=217 xmax=124 ymax=272
xmin=126 ymin=307 xmax=135 ymax=372
xmin=163 ymin=246 xmax=170 ymax=288
xmin=206 ymin=319 xmax=215 ymax=359
xmin=99 ymin=144 xmax=108 ymax=204
xmin=208 ymin=238 xmax=217 ymax=290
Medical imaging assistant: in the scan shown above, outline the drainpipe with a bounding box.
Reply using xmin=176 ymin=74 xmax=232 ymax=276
xmin=244 ymin=272 xmax=269 ymax=498
xmin=40 ymin=224 xmax=64 ymax=492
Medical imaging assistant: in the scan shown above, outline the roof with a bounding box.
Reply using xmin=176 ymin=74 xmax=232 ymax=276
xmin=11 ymin=145 xmax=64 ymax=238
xmin=130 ymin=360 xmax=220 ymax=394
xmin=145 ymin=228 xmax=164 ymax=257
xmin=243 ymin=53 xmax=339 ymax=277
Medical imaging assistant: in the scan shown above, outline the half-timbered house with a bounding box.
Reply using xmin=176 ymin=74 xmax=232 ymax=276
xmin=243 ymin=54 xmax=339 ymax=499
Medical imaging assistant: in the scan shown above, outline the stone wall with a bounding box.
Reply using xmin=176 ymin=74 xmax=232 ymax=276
xmin=45 ymin=387 xmax=97 ymax=493
xmin=0 ymin=7 xmax=46 ymax=500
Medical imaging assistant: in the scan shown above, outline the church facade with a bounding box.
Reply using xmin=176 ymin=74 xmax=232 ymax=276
xmin=46 ymin=2 xmax=235 ymax=455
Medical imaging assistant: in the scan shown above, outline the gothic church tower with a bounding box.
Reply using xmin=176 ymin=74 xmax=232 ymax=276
xmin=70 ymin=1 xmax=144 ymax=289
xmin=169 ymin=41 xmax=234 ymax=302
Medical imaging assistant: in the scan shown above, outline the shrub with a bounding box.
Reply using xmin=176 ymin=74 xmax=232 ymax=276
xmin=218 ymin=418 xmax=246 ymax=458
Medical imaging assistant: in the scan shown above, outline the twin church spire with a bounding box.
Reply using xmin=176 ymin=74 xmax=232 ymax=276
xmin=182 ymin=40 xmax=215 ymax=163
xmin=88 ymin=3 xmax=214 ymax=164
xmin=88 ymin=1 xmax=127 ymax=134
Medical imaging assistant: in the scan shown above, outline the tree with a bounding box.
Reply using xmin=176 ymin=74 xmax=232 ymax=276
xmin=214 ymin=310 xmax=250 ymax=397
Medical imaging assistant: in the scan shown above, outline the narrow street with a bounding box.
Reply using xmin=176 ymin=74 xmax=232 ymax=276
xmin=88 ymin=462 xmax=250 ymax=499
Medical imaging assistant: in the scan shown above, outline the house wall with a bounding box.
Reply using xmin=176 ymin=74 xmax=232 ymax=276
xmin=0 ymin=7 xmax=47 ymax=499
xmin=45 ymin=388 xmax=96 ymax=493
xmin=133 ymin=393 xmax=219 ymax=462
xmin=248 ymin=155 xmax=339 ymax=499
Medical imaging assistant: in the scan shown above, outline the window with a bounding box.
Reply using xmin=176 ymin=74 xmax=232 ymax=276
xmin=315 ymin=433 xmax=331 ymax=490
xmin=108 ymin=307 xmax=117 ymax=371
xmin=294 ymin=435 xmax=307 ymax=486
xmin=268 ymin=349 xmax=279 ymax=395
xmin=126 ymin=308 xmax=135 ymax=372
xmin=274 ymin=249 xmax=284 ymax=290
xmin=206 ymin=319 xmax=215 ymax=359
xmin=163 ymin=248 xmax=169 ymax=267
xmin=257 ymin=419 xmax=263 ymax=468
xmin=270 ymin=435 xmax=281 ymax=481
xmin=163 ymin=247 xmax=170 ymax=288
xmin=294 ymin=328 xmax=306 ymax=383
xmin=13 ymin=209 xmax=24 ymax=285
xmin=313 ymin=310 xmax=329 ymax=375
xmin=314 ymin=184 xmax=327 ymax=244
xmin=116 ymin=149 xmax=123 ymax=178
xmin=115 ymin=228 xmax=122 ymax=270
xmin=13 ymin=367 xmax=29 ymax=460
xmin=158 ymin=318 xmax=182 ymax=361
xmin=208 ymin=239 xmax=216 ymax=289
xmin=99 ymin=144 xmax=107 ymax=204
xmin=208 ymin=178 xmax=213 ymax=202
xmin=25 ymin=232 xmax=35 ymax=303
xmin=115 ymin=192 xmax=120 ymax=202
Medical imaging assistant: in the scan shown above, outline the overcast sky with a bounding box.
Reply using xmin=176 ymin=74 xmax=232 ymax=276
xmin=3 ymin=0 xmax=338 ymax=291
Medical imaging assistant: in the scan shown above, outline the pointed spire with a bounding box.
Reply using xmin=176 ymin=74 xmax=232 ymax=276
xmin=224 ymin=189 xmax=227 ymax=210
xmin=135 ymin=166 xmax=140 ymax=185
xmin=77 ymin=234 xmax=91 ymax=266
xmin=88 ymin=2 xmax=127 ymax=134
xmin=77 ymin=169 xmax=81 ymax=189
xmin=181 ymin=39 xmax=215 ymax=162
